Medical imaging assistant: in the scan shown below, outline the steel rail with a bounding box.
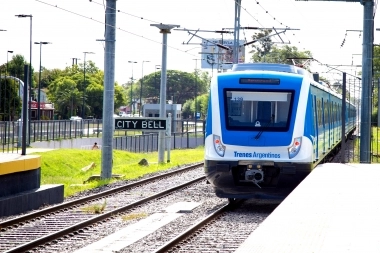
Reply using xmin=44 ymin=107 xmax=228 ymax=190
xmin=0 ymin=162 xmax=203 ymax=229
xmin=3 ymin=174 xmax=206 ymax=253
xmin=153 ymin=199 xmax=244 ymax=253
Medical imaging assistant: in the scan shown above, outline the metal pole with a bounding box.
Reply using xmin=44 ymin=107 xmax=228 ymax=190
xmin=155 ymin=65 xmax=160 ymax=101
xmin=233 ymin=0 xmax=241 ymax=64
xmin=128 ymin=61 xmax=137 ymax=115
xmin=378 ymin=78 xmax=380 ymax=127
xmin=6 ymin=51 xmax=13 ymax=121
xmin=21 ymin=65 xmax=28 ymax=155
xmin=15 ymin=14 xmax=32 ymax=144
xmin=34 ymin=42 xmax=51 ymax=121
xmin=341 ymin=72 xmax=346 ymax=163
xmin=360 ymin=0 xmax=374 ymax=163
xmin=101 ymin=0 xmax=117 ymax=179
xmin=150 ymin=24 xmax=180 ymax=163
xmin=38 ymin=43 xmax=42 ymax=120
xmin=83 ymin=53 xmax=86 ymax=118
xmin=140 ymin=60 xmax=150 ymax=116
xmin=83 ymin=52 xmax=94 ymax=119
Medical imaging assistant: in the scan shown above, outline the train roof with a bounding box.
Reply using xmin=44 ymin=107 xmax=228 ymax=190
xmin=227 ymin=63 xmax=354 ymax=107
xmin=231 ymin=63 xmax=312 ymax=77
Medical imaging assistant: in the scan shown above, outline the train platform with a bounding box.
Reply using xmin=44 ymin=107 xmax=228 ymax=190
xmin=0 ymin=148 xmax=63 ymax=217
xmin=235 ymin=163 xmax=380 ymax=253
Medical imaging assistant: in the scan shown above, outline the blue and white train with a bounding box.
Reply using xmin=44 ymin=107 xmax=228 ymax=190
xmin=204 ymin=63 xmax=356 ymax=200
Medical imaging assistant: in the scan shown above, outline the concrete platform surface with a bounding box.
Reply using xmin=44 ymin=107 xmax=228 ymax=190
xmin=235 ymin=163 xmax=380 ymax=253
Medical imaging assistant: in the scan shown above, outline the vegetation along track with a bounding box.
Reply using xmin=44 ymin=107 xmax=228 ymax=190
xmin=0 ymin=163 xmax=204 ymax=253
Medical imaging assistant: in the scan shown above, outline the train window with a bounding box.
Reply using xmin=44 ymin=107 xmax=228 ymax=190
xmin=317 ymin=99 xmax=322 ymax=127
xmin=224 ymin=90 xmax=293 ymax=131
xmin=324 ymin=101 xmax=327 ymax=125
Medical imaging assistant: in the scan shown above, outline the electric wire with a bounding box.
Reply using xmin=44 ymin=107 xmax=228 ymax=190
xmin=35 ymin=0 xmax=198 ymax=58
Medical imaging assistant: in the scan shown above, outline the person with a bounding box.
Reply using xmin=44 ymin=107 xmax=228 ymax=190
xmin=92 ymin=142 xmax=99 ymax=150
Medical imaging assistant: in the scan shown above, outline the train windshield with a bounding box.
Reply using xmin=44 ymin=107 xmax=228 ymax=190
xmin=225 ymin=90 xmax=293 ymax=131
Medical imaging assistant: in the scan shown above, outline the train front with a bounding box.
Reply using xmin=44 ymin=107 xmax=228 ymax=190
xmin=204 ymin=67 xmax=314 ymax=200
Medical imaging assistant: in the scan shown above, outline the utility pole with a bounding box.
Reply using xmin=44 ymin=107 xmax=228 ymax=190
xmin=295 ymin=0 xmax=373 ymax=163
xmin=140 ymin=60 xmax=150 ymax=116
xmin=34 ymin=42 xmax=51 ymax=120
xmin=83 ymin=52 xmax=95 ymax=119
xmin=128 ymin=61 xmax=137 ymax=114
xmin=233 ymin=0 xmax=242 ymax=64
xmin=151 ymin=23 xmax=180 ymax=163
xmin=101 ymin=0 xmax=116 ymax=179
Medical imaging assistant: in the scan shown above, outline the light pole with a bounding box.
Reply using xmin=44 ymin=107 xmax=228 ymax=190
xmin=16 ymin=14 xmax=32 ymax=144
xmin=193 ymin=58 xmax=202 ymax=119
xmin=5 ymin=50 xmax=13 ymax=121
xmin=128 ymin=61 xmax=137 ymax=115
xmin=150 ymin=23 xmax=180 ymax=163
xmin=34 ymin=42 xmax=51 ymax=120
xmin=154 ymin=65 xmax=161 ymax=101
xmin=71 ymin=57 xmax=80 ymax=67
xmin=83 ymin=52 xmax=94 ymax=119
xmin=0 ymin=30 xmax=5 ymax=120
xmin=140 ymin=60 xmax=150 ymax=116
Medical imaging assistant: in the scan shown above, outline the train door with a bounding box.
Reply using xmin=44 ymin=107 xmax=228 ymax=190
xmin=313 ymin=95 xmax=318 ymax=161
xmin=322 ymin=98 xmax=326 ymax=154
xmin=328 ymin=100 xmax=332 ymax=149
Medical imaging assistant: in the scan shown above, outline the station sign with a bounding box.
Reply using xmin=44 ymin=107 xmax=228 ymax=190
xmin=114 ymin=117 xmax=167 ymax=131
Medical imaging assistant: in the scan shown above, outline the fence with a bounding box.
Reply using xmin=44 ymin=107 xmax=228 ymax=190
xmin=0 ymin=119 xmax=205 ymax=153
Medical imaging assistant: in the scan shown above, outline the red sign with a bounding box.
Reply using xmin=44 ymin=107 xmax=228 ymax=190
xmin=29 ymin=101 xmax=46 ymax=109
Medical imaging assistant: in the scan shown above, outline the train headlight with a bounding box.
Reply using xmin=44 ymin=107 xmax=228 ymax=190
xmin=288 ymin=137 xmax=302 ymax=159
xmin=213 ymin=134 xmax=226 ymax=157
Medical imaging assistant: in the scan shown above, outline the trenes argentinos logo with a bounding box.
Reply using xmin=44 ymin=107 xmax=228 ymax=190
xmin=233 ymin=151 xmax=280 ymax=159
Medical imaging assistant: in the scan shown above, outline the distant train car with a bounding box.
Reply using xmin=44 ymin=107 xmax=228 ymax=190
xmin=204 ymin=63 xmax=356 ymax=201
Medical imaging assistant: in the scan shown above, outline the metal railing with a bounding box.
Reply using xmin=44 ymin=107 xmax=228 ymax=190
xmin=0 ymin=119 xmax=205 ymax=153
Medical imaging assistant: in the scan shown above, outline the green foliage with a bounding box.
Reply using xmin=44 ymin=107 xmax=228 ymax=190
xmin=0 ymin=54 xmax=35 ymax=88
xmin=249 ymin=30 xmax=313 ymax=67
xmin=372 ymin=46 xmax=380 ymax=120
xmin=45 ymin=61 xmax=126 ymax=119
xmin=251 ymin=45 xmax=313 ymax=67
xmin=127 ymin=70 xmax=210 ymax=106
xmin=0 ymin=78 xmax=22 ymax=120
xmin=81 ymin=199 xmax=107 ymax=214
xmin=249 ymin=29 xmax=274 ymax=60
xmin=35 ymin=147 xmax=205 ymax=197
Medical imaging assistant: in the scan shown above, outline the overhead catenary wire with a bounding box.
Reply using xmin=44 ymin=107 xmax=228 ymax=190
xmin=35 ymin=0 xmax=198 ymax=58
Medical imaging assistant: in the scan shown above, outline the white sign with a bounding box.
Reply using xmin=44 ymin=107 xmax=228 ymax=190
xmin=201 ymin=39 xmax=245 ymax=69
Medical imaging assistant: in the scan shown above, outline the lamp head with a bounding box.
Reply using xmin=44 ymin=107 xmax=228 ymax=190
xmin=15 ymin=14 xmax=32 ymax=18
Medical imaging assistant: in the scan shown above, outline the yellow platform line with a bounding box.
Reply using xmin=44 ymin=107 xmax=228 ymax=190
xmin=0 ymin=155 xmax=41 ymax=175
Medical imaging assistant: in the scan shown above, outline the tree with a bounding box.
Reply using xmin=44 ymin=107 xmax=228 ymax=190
xmin=249 ymin=29 xmax=313 ymax=67
xmin=48 ymin=77 xmax=81 ymax=118
xmin=47 ymin=63 xmax=126 ymax=119
xmin=127 ymin=69 xmax=210 ymax=106
xmin=251 ymin=45 xmax=313 ymax=68
xmin=372 ymin=46 xmax=380 ymax=125
xmin=249 ymin=29 xmax=274 ymax=62
xmin=1 ymin=54 xmax=35 ymax=88
xmin=0 ymin=77 xmax=21 ymax=120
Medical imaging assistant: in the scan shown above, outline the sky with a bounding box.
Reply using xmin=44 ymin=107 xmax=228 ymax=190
xmin=0 ymin=0 xmax=378 ymax=85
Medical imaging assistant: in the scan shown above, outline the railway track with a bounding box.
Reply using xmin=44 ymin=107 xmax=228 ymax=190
xmin=153 ymin=199 xmax=277 ymax=253
xmin=0 ymin=163 xmax=204 ymax=253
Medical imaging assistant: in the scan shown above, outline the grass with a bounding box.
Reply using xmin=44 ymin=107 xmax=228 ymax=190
xmin=81 ymin=200 xmax=107 ymax=214
xmin=34 ymin=147 xmax=205 ymax=198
